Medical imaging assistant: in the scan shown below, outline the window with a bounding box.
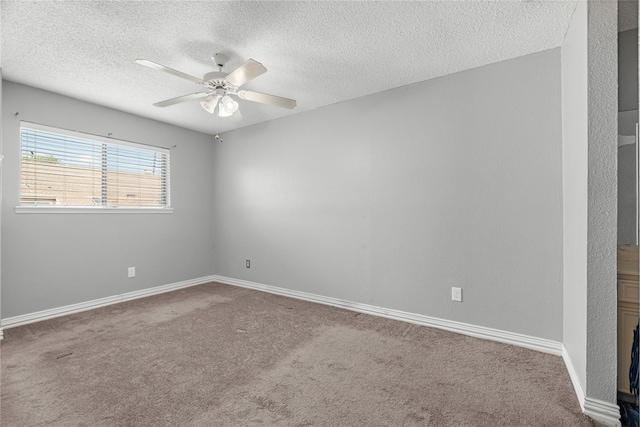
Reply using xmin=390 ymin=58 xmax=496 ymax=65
xmin=19 ymin=122 xmax=170 ymax=211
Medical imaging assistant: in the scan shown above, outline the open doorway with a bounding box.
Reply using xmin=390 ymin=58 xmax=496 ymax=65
xmin=617 ymin=2 xmax=639 ymax=425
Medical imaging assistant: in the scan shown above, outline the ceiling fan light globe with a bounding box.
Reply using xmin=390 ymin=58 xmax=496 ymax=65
xmin=225 ymin=100 xmax=238 ymax=112
xmin=220 ymin=95 xmax=239 ymax=113
xmin=200 ymin=95 xmax=218 ymax=114
xmin=199 ymin=100 xmax=214 ymax=114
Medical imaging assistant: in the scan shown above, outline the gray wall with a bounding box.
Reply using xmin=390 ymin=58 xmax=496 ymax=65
xmin=1 ymin=82 xmax=215 ymax=318
xmin=213 ymin=49 xmax=564 ymax=341
xmin=561 ymin=0 xmax=588 ymax=396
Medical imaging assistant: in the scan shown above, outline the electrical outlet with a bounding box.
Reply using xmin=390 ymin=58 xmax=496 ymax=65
xmin=128 ymin=267 xmax=136 ymax=278
xmin=246 ymin=260 xmax=250 ymax=269
xmin=451 ymin=287 xmax=462 ymax=302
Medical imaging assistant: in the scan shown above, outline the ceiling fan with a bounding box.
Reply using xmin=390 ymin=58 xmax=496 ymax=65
xmin=135 ymin=53 xmax=296 ymax=119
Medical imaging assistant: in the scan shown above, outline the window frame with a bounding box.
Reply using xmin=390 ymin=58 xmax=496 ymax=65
xmin=16 ymin=121 xmax=173 ymax=214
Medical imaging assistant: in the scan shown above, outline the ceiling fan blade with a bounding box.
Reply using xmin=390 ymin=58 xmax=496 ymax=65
xmin=225 ymin=59 xmax=267 ymax=87
xmin=153 ymin=92 xmax=209 ymax=107
xmin=135 ymin=59 xmax=204 ymax=85
xmin=237 ymin=90 xmax=297 ymax=109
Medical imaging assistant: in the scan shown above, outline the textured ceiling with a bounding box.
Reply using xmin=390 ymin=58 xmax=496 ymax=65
xmin=1 ymin=1 xmax=578 ymax=135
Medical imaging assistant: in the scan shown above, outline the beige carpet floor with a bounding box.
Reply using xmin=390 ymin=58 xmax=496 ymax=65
xmin=1 ymin=282 xmax=593 ymax=426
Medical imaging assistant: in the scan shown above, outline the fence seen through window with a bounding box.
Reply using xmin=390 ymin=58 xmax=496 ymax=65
xmin=20 ymin=122 xmax=170 ymax=208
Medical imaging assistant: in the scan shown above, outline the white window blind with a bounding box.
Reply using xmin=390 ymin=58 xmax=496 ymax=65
xmin=20 ymin=122 xmax=170 ymax=209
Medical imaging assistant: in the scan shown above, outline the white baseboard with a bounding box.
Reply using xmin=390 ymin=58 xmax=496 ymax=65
xmin=583 ymin=397 xmax=622 ymax=427
xmin=0 ymin=274 xmax=563 ymax=356
xmin=211 ymin=275 xmax=563 ymax=355
xmin=562 ymin=345 xmax=586 ymax=409
xmin=562 ymin=345 xmax=621 ymax=426
xmin=0 ymin=275 xmax=217 ymax=331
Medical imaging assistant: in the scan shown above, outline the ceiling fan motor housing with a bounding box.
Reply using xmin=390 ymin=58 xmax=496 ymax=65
xmin=203 ymin=71 xmax=232 ymax=90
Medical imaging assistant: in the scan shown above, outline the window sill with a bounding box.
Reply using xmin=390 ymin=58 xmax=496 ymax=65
xmin=15 ymin=206 xmax=174 ymax=214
